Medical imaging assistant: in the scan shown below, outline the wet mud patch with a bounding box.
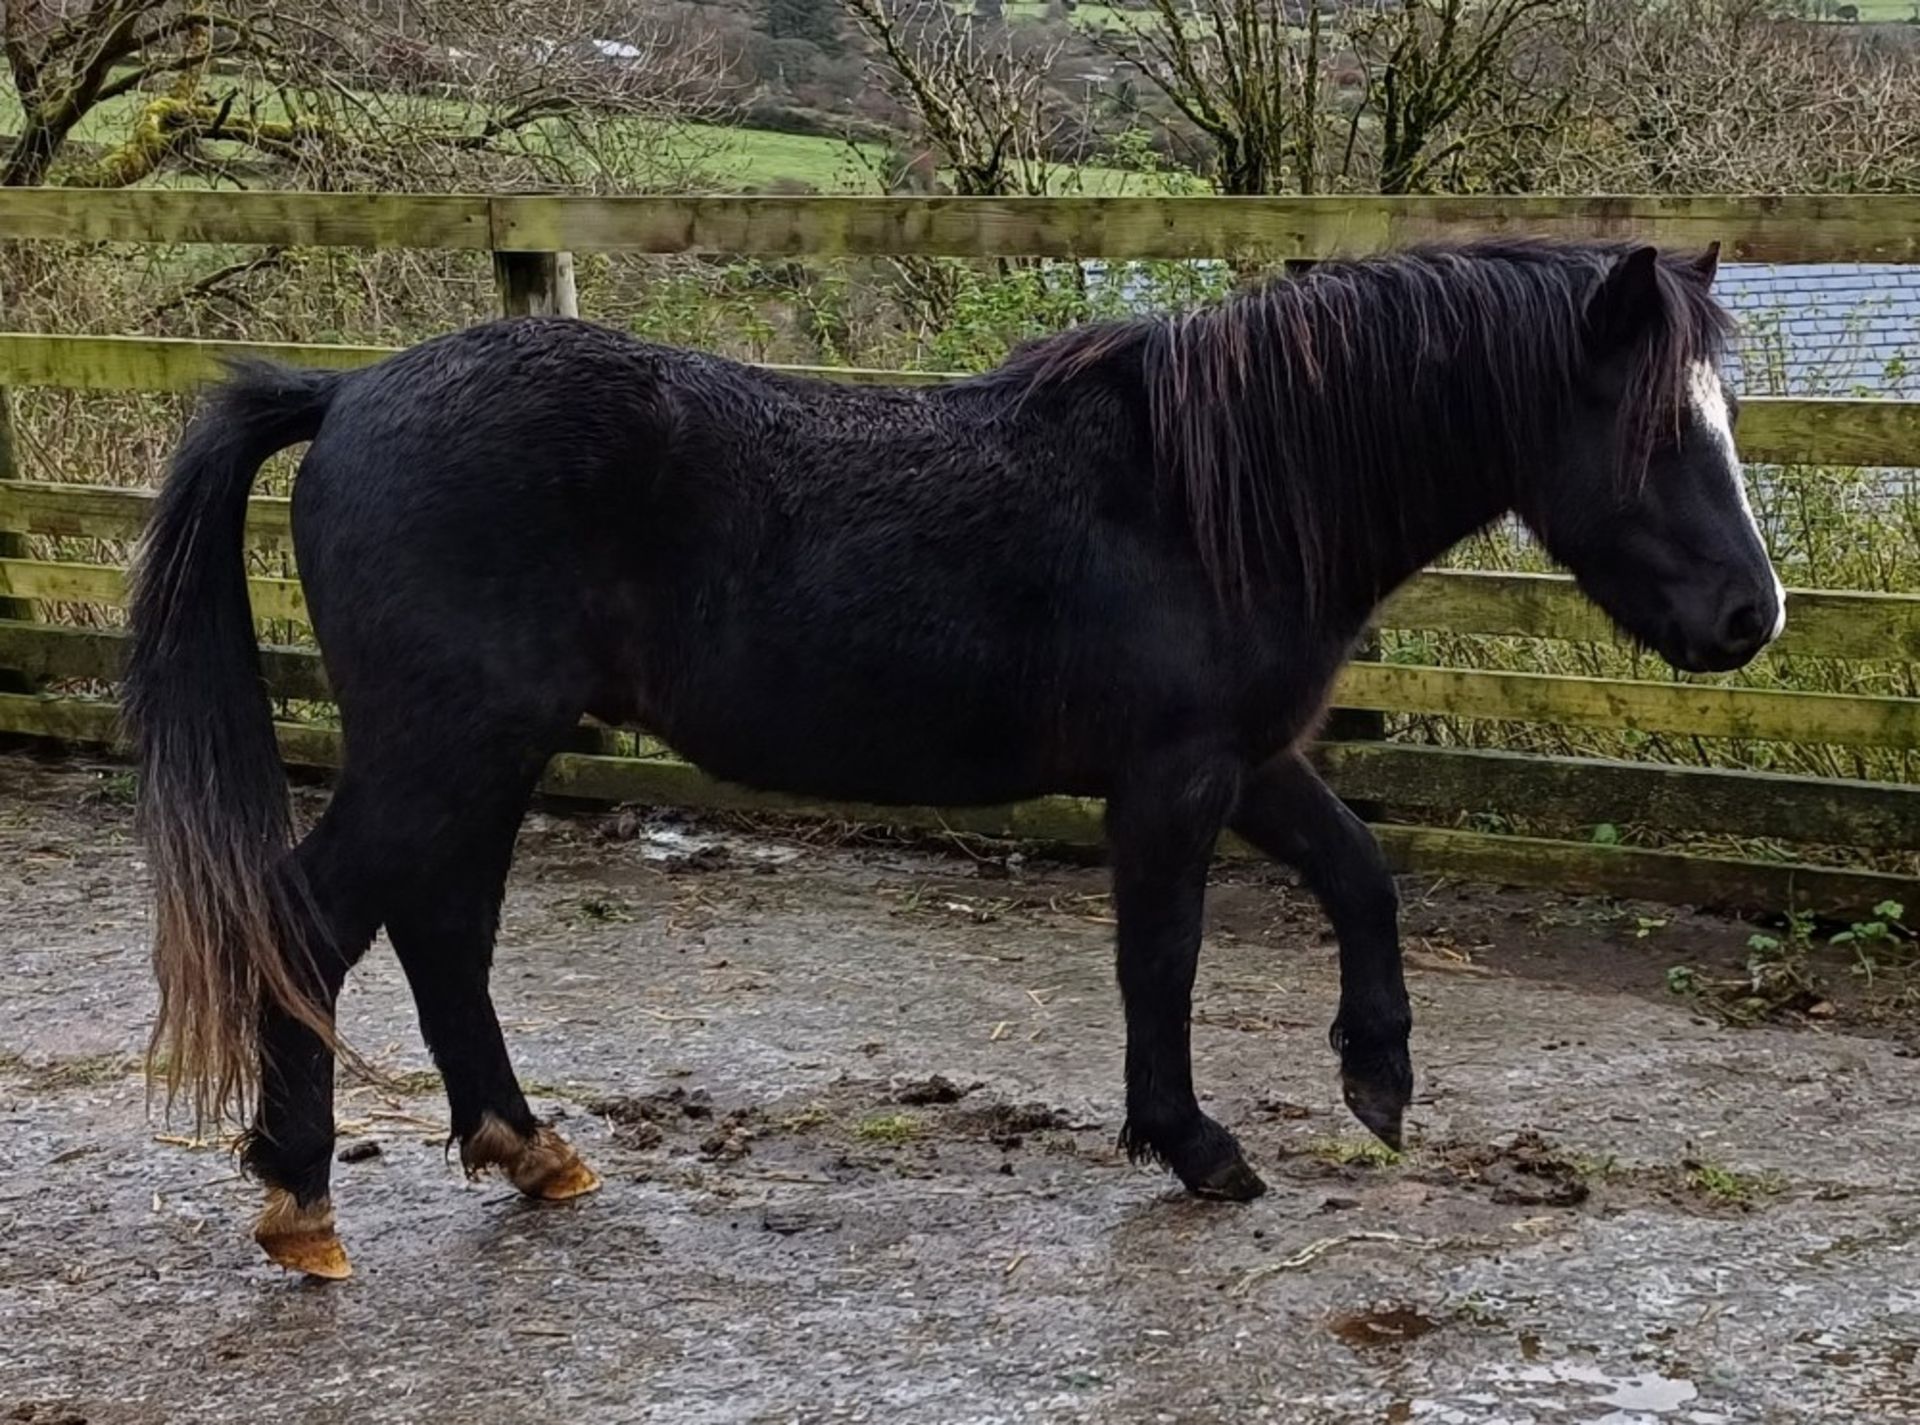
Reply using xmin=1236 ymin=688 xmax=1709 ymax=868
xmin=6 ymin=1405 xmax=92 ymax=1425
xmin=579 ymin=1078 xmax=1109 ymax=1186
xmin=946 ymin=1097 xmax=1087 ymax=1146
xmin=1211 ymin=865 xmax=1920 ymax=1045
xmin=887 ymin=1072 xmax=976 ymax=1106
xmin=1412 ymin=1131 xmax=1592 ymax=1208
xmin=1285 ymin=1127 xmax=1794 ymax=1225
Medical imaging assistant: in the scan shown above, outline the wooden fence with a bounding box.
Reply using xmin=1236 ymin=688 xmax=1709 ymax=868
xmin=0 ymin=190 xmax=1915 ymax=916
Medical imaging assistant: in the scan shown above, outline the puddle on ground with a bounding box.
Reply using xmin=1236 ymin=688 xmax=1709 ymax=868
xmin=1391 ymin=1360 xmax=1709 ymax=1424
xmin=1330 ymin=1306 xmax=1440 ymax=1351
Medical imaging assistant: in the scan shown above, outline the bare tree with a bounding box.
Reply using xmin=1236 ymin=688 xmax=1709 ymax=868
xmin=1551 ymin=0 xmax=1920 ymax=193
xmin=842 ymin=0 xmax=1069 ymax=196
xmin=0 ymin=0 xmax=733 ymax=191
xmin=0 ymin=0 xmax=283 ymax=186
xmin=333 ymin=0 xmax=738 ymax=191
xmin=1348 ymin=0 xmax=1576 ymax=194
xmin=1100 ymin=0 xmax=1331 ymax=195
xmin=1106 ymin=0 xmax=1573 ymax=194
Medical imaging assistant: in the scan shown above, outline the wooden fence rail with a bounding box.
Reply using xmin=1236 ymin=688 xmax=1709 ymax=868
xmin=0 ymin=333 xmax=1914 ymax=467
xmin=3 ymin=617 xmax=1909 ymax=848
xmin=0 ymin=683 xmax=1910 ymax=915
xmin=4 ymin=477 xmax=1917 ymax=653
xmin=0 ymin=189 xmax=1915 ymax=916
xmin=3 ymin=575 xmax=1913 ymax=750
xmin=1 ymin=191 xmax=1918 ymax=261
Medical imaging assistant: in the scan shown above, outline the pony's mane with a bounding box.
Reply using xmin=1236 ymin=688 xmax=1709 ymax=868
xmin=1003 ymin=240 xmax=1734 ymax=612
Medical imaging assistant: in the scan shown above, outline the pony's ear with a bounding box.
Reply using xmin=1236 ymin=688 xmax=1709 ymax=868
xmin=1688 ymin=241 xmax=1722 ymax=287
xmin=1585 ymin=245 xmax=1662 ymax=353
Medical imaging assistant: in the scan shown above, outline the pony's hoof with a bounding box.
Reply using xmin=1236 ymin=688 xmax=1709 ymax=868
xmin=1144 ymin=1114 xmax=1267 ymax=1202
xmin=519 ymin=1130 xmax=603 ymax=1201
xmin=1339 ymin=1052 xmax=1412 ymax=1154
xmin=254 ymin=1189 xmax=353 ymax=1280
xmin=1342 ymin=1076 xmax=1406 ymax=1154
xmin=466 ymin=1117 xmax=602 ymax=1201
xmin=1188 ymin=1153 xmax=1268 ymax=1202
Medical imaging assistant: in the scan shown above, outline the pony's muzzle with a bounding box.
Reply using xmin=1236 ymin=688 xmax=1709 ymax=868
xmin=1669 ymin=573 xmax=1784 ymax=673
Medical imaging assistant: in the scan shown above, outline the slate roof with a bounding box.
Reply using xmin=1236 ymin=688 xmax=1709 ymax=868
xmin=1716 ymin=263 xmax=1920 ymax=398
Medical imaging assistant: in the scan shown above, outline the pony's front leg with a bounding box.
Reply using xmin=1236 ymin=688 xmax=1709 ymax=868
xmin=1108 ymin=747 xmax=1265 ymax=1201
xmin=1232 ymin=751 xmax=1412 ymax=1149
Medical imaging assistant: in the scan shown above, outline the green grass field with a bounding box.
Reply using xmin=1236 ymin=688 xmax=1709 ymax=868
xmin=0 ymin=81 xmax=1188 ymax=195
xmin=954 ymin=0 xmax=1135 ymax=29
xmin=1836 ymin=0 xmax=1917 ymax=16
xmin=685 ymin=120 xmax=1195 ymax=193
xmin=673 ymin=121 xmax=891 ymax=191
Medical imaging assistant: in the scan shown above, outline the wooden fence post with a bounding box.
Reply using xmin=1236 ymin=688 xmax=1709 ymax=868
xmin=492 ymin=250 xmax=579 ymax=318
xmin=0 ymin=258 xmax=34 ymax=694
xmin=0 ymin=412 xmax=33 ymax=694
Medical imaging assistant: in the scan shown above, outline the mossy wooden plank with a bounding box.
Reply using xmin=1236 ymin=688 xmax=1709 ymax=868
xmin=0 ymin=690 xmax=120 ymax=743
xmin=1317 ymin=741 xmax=1919 ymax=849
xmin=1336 ymin=662 xmax=1920 ymax=748
xmin=0 ymin=528 xmax=27 ymax=687
xmin=1369 ymin=823 xmax=1916 ymax=917
xmin=0 ymin=620 xmax=125 ymax=685
xmin=0 ymin=190 xmax=491 ymax=248
xmin=490 ymin=194 xmax=1920 ymax=261
xmin=0 ymin=189 xmax=1910 ymax=260
xmin=1 ymin=502 xmax=1916 ymax=668
xmin=541 ymin=753 xmax=1109 ymax=842
xmin=1384 ymin=571 xmax=1616 ymax=644
xmin=0 ymin=321 xmax=33 ymax=689
xmin=5 ymin=608 xmax=1911 ymax=842
xmin=1777 ymin=589 xmax=1920 ymax=662
xmin=0 ymin=557 xmax=133 ymax=608
xmin=0 ymin=689 xmax=1902 ymax=915
xmin=0 ymin=333 xmax=954 ymax=393
xmin=1383 ymin=571 xmax=1920 ymax=662
xmin=0 ymin=557 xmax=305 ymax=622
xmin=0 ymin=333 xmax=393 ymax=392
xmin=1737 ymin=397 xmax=1920 ymax=468
xmin=0 ymin=480 xmax=294 ymax=548
xmin=16 ymin=617 xmax=1914 ymax=843
xmin=0 ymin=333 xmax=1904 ymax=466
xmin=0 ymin=691 xmax=335 ymax=765
xmin=0 ymin=621 xmax=331 ymax=699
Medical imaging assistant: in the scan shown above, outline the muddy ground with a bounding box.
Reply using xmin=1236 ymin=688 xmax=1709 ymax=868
xmin=2 ymin=754 xmax=1918 ymax=1425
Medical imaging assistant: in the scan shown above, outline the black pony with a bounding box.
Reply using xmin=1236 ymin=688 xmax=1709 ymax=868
xmin=126 ymin=239 xmax=1781 ymax=1278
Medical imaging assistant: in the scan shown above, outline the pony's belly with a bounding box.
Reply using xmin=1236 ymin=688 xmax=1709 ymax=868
xmin=620 ymin=657 xmax=1085 ymax=809
xmin=647 ymin=711 xmax=1065 ymax=809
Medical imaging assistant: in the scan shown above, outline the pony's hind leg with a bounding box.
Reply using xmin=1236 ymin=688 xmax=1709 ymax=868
xmin=386 ymin=875 xmax=601 ymax=1203
xmin=376 ymin=721 xmax=599 ymax=1203
xmin=245 ymin=791 xmax=384 ymax=1279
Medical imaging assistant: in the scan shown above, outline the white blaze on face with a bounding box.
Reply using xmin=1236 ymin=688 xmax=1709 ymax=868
xmin=1686 ymin=360 xmax=1787 ymax=643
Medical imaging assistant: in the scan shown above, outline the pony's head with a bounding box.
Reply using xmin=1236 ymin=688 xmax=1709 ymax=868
xmin=1518 ymin=244 xmax=1783 ymax=674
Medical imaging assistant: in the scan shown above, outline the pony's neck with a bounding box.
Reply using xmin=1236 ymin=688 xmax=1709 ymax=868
xmin=1147 ymin=266 xmax=1567 ymax=633
xmin=1321 ymin=455 xmax=1512 ymax=621
xmin=1243 ymin=381 xmax=1518 ymax=637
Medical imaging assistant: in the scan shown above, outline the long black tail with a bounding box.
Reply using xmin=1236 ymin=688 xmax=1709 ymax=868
xmin=124 ymin=361 xmax=343 ymax=1126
